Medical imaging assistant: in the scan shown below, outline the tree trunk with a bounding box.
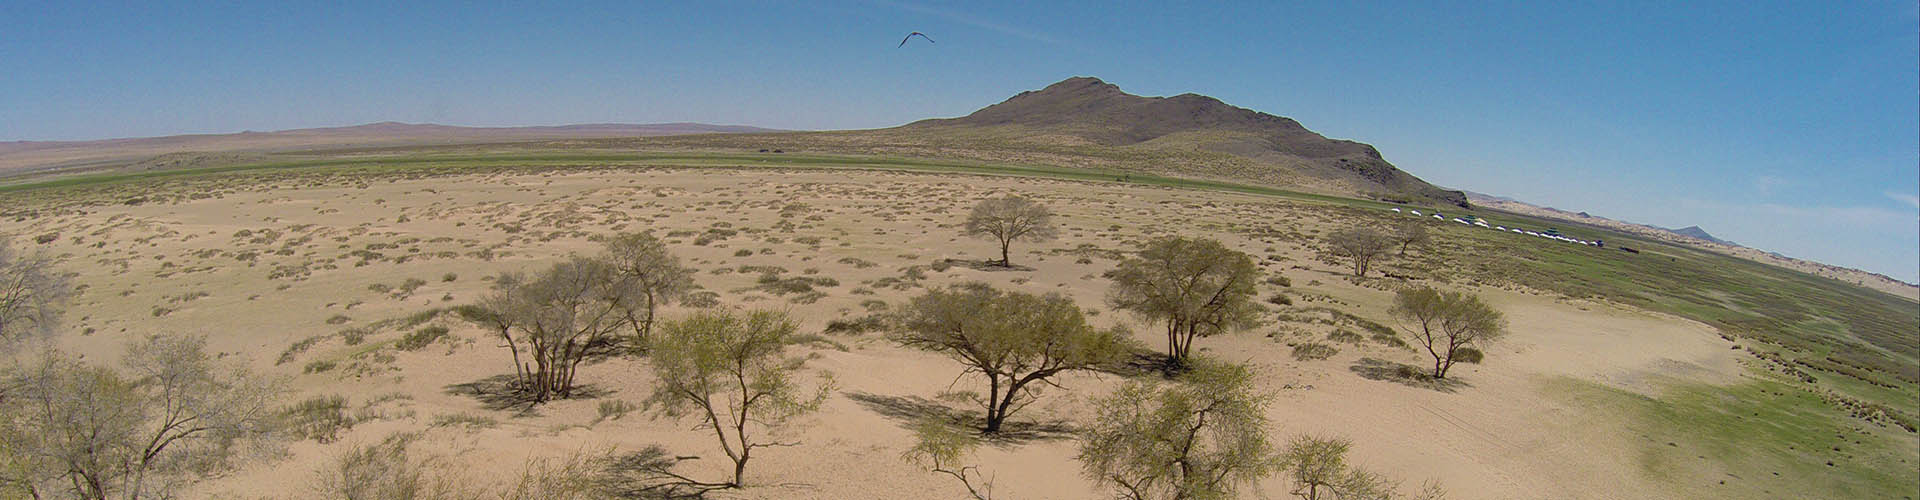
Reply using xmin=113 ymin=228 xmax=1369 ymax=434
xmin=999 ymin=239 xmax=1012 ymax=267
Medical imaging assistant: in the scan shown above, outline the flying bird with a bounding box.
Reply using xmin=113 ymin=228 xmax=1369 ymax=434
xmin=897 ymin=31 xmax=934 ymax=47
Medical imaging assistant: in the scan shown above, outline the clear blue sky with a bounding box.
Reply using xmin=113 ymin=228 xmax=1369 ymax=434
xmin=4 ymin=1 xmax=1916 ymax=282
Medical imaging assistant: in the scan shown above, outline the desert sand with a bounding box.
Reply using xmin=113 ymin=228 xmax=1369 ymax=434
xmin=4 ymin=167 xmax=1764 ymax=499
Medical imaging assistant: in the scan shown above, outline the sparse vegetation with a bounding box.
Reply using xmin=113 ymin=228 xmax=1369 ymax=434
xmin=601 ymin=232 xmax=695 ymax=343
xmin=465 ymin=258 xmax=637 ymax=404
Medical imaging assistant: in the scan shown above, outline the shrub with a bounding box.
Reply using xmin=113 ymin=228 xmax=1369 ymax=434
xmin=396 ymin=326 xmax=450 ymax=351
xmin=1267 ymin=294 xmax=1294 ymax=306
xmin=596 ymin=399 xmax=638 ymax=422
xmin=823 ymin=315 xmax=887 ymax=335
xmin=1327 ymin=329 xmax=1364 ymax=344
xmin=1266 ymin=275 xmax=1292 ymax=287
xmin=431 ymin=413 xmax=498 ymax=429
xmin=442 ymin=272 xmax=459 ymax=282
xmin=326 ymin=314 xmax=352 ymax=325
xmin=734 ymin=249 xmax=754 ymax=257
xmin=1451 ymin=347 xmax=1485 ymax=364
xmin=305 ymin=360 xmax=338 ymax=373
xmin=283 ymin=394 xmax=355 ymax=443
xmin=1291 ymin=342 xmax=1339 ymax=361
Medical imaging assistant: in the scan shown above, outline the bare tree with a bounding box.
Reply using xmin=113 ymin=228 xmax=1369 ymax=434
xmin=895 ymin=282 xmax=1130 ymax=433
xmin=643 ymin=309 xmax=831 ymax=490
xmin=0 ymin=236 xmax=73 ymax=351
xmin=601 ymin=232 xmax=694 ymax=344
xmin=1104 ymin=237 xmax=1261 ymax=367
xmin=1389 ymin=221 xmax=1429 ymax=257
xmin=1390 ymin=287 xmax=1506 ymax=379
xmin=964 ymin=196 xmax=1059 ymax=267
xmin=1327 ymin=228 xmax=1394 ymax=277
xmin=469 ymin=257 xmax=636 ymax=404
xmin=1078 ymin=359 xmax=1282 ymax=500
xmin=0 ymin=335 xmax=279 ymax=500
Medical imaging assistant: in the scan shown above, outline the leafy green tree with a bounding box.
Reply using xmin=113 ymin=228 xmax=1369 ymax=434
xmin=964 ymin=196 xmax=1059 ymax=267
xmin=1078 ymin=359 xmax=1282 ymax=500
xmin=1390 ymin=287 xmax=1507 ymax=379
xmin=1280 ymin=435 xmax=1393 ymax=500
xmin=644 ymin=309 xmax=832 ymax=489
xmin=903 ymin=417 xmax=996 ymax=500
xmin=895 ymin=282 xmax=1131 ymax=433
xmin=1105 ymin=237 xmax=1261 ymax=367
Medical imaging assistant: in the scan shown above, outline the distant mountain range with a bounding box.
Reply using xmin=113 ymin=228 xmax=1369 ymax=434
xmin=1464 ymin=191 xmax=1916 ymax=299
xmin=0 ymin=122 xmax=778 ymax=178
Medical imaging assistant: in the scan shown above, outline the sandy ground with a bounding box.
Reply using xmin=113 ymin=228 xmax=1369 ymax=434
xmin=1 ymin=168 xmax=1752 ymax=499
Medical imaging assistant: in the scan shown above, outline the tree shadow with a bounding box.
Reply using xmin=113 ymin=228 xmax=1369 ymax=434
xmin=1098 ymin=350 xmax=1189 ymax=379
xmin=1348 ymin=357 xmax=1469 ymax=393
xmin=444 ymin=374 xmax=610 ymax=415
xmin=939 ymin=258 xmax=1035 ymax=272
xmin=844 ymin=391 xmax=1075 ymax=445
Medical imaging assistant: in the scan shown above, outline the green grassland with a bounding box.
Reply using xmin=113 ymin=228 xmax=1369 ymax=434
xmin=1549 ymin=375 xmax=1918 ymax=499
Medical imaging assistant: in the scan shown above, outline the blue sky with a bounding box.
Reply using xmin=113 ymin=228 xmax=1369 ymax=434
xmin=4 ymin=1 xmax=1916 ymax=282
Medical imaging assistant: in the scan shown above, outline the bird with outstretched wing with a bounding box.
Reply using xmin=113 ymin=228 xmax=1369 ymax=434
xmin=898 ymin=31 xmax=934 ymax=47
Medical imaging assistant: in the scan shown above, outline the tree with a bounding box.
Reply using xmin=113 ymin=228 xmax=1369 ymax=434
xmin=1389 ymin=221 xmax=1429 ymax=257
xmin=601 ymin=232 xmax=695 ymax=344
xmin=1327 ymin=228 xmax=1393 ymax=277
xmin=1280 ymin=435 xmax=1393 ymax=500
xmin=1078 ymin=359 xmax=1281 ymax=500
xmin=0 ymin=236 xmax=73 ymax=351
xmin=1104 ymin=237 xmax=1261 ymax=367
xmin=0 ymin=335 xmax=279 ymax=500
xmin=964 ymin=196 xmax=1059 ymax=267
xmin=895 ymin=282 xmax=1130 ymax=433
xmin=902 ymin=418 xmax=996 ymax=500
xmin=470 ymin=257 xmax=635 ymax=404
xmin=643 ymin=309 xmax=831 ymax=490
xmin=1390 ymin=287 xmax=1506 ymax=379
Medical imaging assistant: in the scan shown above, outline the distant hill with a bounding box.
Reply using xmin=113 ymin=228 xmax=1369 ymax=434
xmin=1667 ymin=225 xmax=1735 ymax=246
xmin=901 ymin=77 xmax=1466 ymax=207
xmin=0 ymin=122 xmax=778 ymax=179
xmin=1466 ymin=191 xmax=1918 ymax=301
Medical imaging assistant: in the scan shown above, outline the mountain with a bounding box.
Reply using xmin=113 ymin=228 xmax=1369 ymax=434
xmin=1466 ymin=191 xmax=1917 ymax=300
xmin=1667 ymin=225 xmax=1734 ymax=246
xmin=901 ymin=77 xmax=1467 ymax=207
xmin=0 ymin=122 xmax=779 ymax=178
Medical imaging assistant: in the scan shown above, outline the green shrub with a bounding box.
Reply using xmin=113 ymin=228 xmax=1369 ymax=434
xmin=1327 ymin=329 xmax=1364 ymax=344
xmin=1267 ymin=294 xmax=1293 ymax=306
xmin=1452 ymin=347 xmax=1485 ymax=364
xmin=1291 ymin=343 xmax=1338 ymax=361
xmin=326 ymin=314 xmax=352 ymax=325
xmin=304 ymin=359 xmax=338 ymax=374
xmin=283 ymin=395 xmax=354 ymax=443
xmin=441 ymin=272 xmax=458 ymax=282
xmin=397 ymin=326 xmax=450 ymax=351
